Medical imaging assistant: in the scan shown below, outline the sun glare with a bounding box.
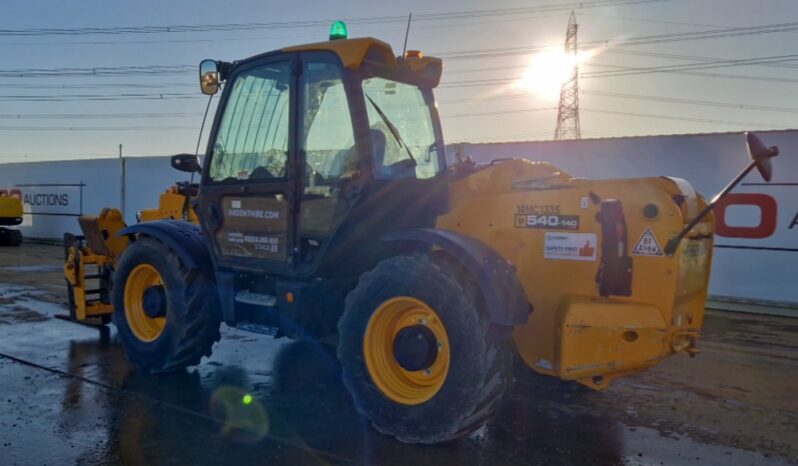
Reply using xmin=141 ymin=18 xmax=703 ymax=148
xmin=515 ymin=48 xmax=596 ymax=100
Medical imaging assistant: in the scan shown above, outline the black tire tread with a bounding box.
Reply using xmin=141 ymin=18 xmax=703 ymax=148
xmin=338 ymin=254 xmax=512 ymax=444
xmin=114 ymin=237 xmax=220 ymax=373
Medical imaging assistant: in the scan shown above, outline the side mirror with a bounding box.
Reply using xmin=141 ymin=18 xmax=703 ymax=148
xmin=171 ymin=153 xmax=201 ymax=174
xmin=746 ymin=131 xmax=779 ymax=182
xmin=664 ymin=131 xmax=779 ymax=255
xmin=199 ymin=59 xmax=220 ymax=95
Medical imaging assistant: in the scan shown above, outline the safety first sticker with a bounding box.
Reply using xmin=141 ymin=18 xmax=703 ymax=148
xmin=544 ymin=232 xmax=597 ymax=261
xmin=632 ymin=227 xmax=664 ymax=256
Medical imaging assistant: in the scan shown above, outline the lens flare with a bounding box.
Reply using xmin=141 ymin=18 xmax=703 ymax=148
xmin=210 ymin=386 xmax=269 ymax=443
xmin=515 ymin=47 xmax=596 ymax=100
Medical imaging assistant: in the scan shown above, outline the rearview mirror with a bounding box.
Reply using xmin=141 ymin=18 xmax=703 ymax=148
xmin=664 ymin=131 xmax=779 ymax=255
xmin=199 ymin=59 xmax=220 ymax=95
xmin=746 ymin=131 xmax=779 ymax=182
xmin=171 ymin=153 xmax=201 ymax=174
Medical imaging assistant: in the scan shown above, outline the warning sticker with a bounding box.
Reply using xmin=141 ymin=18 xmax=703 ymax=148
xmin=544 ymin=232 xmax=597 ymax=261
xmin=632 ymin=227 xmax=664 ymax=256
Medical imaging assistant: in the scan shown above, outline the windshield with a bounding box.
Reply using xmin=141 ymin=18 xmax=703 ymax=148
xmin=209 ymin=62 xmax=291 ymax=182
xmin=362 ymin=77 xmax=441 ymax=180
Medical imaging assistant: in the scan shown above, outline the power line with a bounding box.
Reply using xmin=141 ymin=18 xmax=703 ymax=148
xmin=580 ymin=89 xmax=798 ymax=114
xmin=0 ymin=65 xmax=193 ymax=78
xmin=0 ymin=82 xmax=195 ymax=89
xmin=6 ymin=15 xmax=798 ymax=79
xmin=584 ymin=62 xmax=798 ymax=84
xmin=443 ymin=89 xmax=798 ymax=115
xmin=0 ymin=93 xmax=197 ymax=102
xmin=441 ymin=105 xmax=789 ymax=128
xmin=604 ymin=49 xmax=798 ymax=70
xmin=0 ymin=0 xmax=671 ymax=37
xmin=0 ymin=126 xmax=197 ymax=131
xmin=0 ymin=153 xmax=171 ymax=158
xmin=580 ymin=108 xmax=791 ymax=128
xmin=581 ymin=53 xmax=798 ymax=78
xmin=0 ymin=112 xmax=203 ymax=119
xmin=436 ymin=20 xmax=798 ymax=60
xmin=444 ymin=107 xmax=557 ymax=118
xmin=438 ymin=52 xmax=798 ymax=88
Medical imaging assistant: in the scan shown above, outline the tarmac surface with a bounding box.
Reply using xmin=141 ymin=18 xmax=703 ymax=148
xmin=0 ymin=243 xmax=796 ymax=465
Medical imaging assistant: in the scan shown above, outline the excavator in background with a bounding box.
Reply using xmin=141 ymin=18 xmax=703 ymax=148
xmin=61 ymin=23 xmax=779 ymax=444
xmin=0 ymin=195 xmax=23 ymax=246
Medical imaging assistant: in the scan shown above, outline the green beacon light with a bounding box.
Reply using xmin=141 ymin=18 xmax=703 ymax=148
xmin=329 ymin=21 xmax=348 ymax=40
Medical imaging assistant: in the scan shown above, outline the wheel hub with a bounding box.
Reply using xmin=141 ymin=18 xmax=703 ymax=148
xmin=393 ymin=325 xmax=439 ymax=372
xmin=363 ymin=296 xmax=451 ymax=405
xmin=142 ymin=285 xmax=167 ymax=318
xmin=124 ymin=263 xmax=167 ymax=342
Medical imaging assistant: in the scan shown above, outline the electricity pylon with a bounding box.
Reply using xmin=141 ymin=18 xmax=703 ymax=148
xmin=554 ymin=11 xmax=581 ymax=140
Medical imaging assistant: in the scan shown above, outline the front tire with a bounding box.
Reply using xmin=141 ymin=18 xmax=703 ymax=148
xmin=112 ymin=237 xmax=221 ymax=372
xmin=337 ymin=255 xmax=512 ymax=444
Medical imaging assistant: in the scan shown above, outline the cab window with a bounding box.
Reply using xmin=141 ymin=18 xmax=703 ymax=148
xmin=299 ymin=59 xmax=357 ymax=235
xmin=209 ymin=62 xmax=291 ymax=182
xmin=362 ymin=78 xmax=440 ymax=180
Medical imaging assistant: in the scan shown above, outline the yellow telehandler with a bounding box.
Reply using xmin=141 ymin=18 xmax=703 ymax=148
xmin=0 ymin=195 xmax=23 ymax=246
xmin=63 ymin=23 xmax=779 ymax=443
xmin=63 ymin=182 xmax=197 ymax=324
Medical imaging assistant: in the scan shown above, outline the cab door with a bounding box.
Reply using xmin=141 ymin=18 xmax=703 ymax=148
xmin=295 ymin=54 xmax=362 ymax=274
xmin=199 ymin=57 xmax=298 ymax=273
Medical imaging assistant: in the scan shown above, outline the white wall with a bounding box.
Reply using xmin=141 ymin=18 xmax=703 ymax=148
xmin=0 ymin=158 xmax=124 ymax=239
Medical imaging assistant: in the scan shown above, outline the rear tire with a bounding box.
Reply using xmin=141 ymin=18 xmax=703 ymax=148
xmin=337 ymin=254 xmax=512 ymax=444
xmin=112 ymin=237 xmax=221 ymax=373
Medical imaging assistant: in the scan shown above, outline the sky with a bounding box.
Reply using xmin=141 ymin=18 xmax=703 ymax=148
xmin=1 ymin=0 xmax=797 ymax=162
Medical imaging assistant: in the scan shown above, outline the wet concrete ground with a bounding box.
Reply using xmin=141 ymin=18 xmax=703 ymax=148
xmin=0 ymin=243 xmax=796 ymax=465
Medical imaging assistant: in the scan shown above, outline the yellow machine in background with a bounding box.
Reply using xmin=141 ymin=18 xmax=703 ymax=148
xmin=63 ymin=183 xmax=198 ymax=324
xmin=0 ymin=195 xmax=23 ymax=246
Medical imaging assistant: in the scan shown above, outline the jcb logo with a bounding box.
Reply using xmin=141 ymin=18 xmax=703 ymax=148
xmin=715 ymin=193 xmax=780 ymax=239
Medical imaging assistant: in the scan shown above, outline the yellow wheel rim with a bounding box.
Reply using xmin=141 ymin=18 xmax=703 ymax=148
xmin=363 ymin=296 xmax=450 ymax=405
xmin=124 ymin=263 xmax=166 ymax=342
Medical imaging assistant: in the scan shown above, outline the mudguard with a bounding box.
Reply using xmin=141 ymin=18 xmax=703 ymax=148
xmin=118 ymin=220 xmax=212 ymax=270
xmin=381 ymin=228 xmax=531 ymax=326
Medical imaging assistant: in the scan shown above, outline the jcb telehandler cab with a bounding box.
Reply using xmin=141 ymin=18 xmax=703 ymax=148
xmin=93 ymin=26 xmax=777 ymax=444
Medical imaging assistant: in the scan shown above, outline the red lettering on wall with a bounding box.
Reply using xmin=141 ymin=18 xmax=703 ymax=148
xmin=715 ymin=193 xmax=777 ymax=239
xmin=0 ymin=189 xmax=22 ymax=199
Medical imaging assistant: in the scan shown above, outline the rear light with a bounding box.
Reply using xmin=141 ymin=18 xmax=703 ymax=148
xmin=595 ymin=200 xmax=633 ymax=297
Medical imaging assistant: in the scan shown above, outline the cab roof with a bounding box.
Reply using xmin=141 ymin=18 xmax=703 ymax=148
xmin=282 ymin=37 xmax=397 ymax=69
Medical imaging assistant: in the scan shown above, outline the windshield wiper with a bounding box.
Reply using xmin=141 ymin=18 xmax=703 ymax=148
xmin=365 ymin=93 xmax=417 ymax=166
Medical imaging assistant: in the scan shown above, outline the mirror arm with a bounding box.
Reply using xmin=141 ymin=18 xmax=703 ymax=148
xmin=219 ymin=61 xmax=233 ymax=81
xmin=664 ymin=161 xmax=756 ymax=256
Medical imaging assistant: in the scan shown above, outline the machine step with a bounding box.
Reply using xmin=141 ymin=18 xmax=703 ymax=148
xmin=235 ymin=290 xmax=277 ymax=307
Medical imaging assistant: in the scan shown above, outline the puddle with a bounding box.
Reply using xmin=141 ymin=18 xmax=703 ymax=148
xmin=621 ymin=425 xmax=794 ymax=466
xmin=0 ymin=283 xmax=63 ymax=322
